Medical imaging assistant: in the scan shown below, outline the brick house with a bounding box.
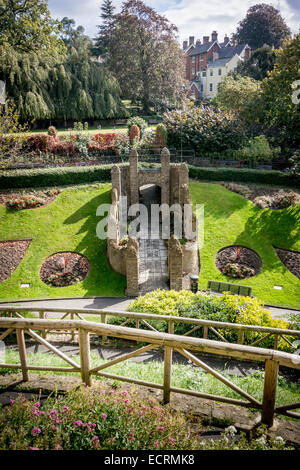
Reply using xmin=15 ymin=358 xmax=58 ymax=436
xmin=183 ymin=31 xmax=251 ymax=100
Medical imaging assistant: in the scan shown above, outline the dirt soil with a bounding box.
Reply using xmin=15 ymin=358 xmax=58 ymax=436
xmin=215 ymin=246 xmax=262 ymax=277
xmin=275 ymin=247 xmax=300 ymax=279
xmin=40 ymin=251 xmax=90 ymax=287
xmin=0 ymin=239 xmax=31 ymax=283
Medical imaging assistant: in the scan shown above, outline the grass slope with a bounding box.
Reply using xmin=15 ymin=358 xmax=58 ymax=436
xmin=0 ymin=184 xmax=126 ymax=300
xmin=190 ymin=182 xmax=300 ymax=308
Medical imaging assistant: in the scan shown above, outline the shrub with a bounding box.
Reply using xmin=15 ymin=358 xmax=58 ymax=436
xmin=232 ymin=136 xmax=280 ymax=163
xmin=163 ymin=106 xmax=245 ymax=154
xmin=47 ymin=126 xmax=58 ymax=138
xmin=127 ymin=116 xmax=148 ymax=134
xmin=129 ymin=124 xmax=140 ymax=145
xmin=188 ymin=166 xmax=300 ymax=187
xmin=126 ymin=290 xmax=291 ymax=350
xmin=0 ymin=383 xmax=291 ymax=450
xmin=155 ymin=123 xmax=167 ymax=147
xmin=26 ymin=134 xmax=49 ymax=153
xmin=220 ymin=263 xmax=255 ymax=278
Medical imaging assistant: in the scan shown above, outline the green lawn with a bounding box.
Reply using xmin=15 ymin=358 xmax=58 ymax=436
xmin=190 ymin=182 xmax=300 ymax=308
xmin=0 ymin=181 xmax=299 ymax=307
xmin=0 ymin=184 xmax=126 ymax=300
xmin=15 ymin=125 xmax=156 ymax=137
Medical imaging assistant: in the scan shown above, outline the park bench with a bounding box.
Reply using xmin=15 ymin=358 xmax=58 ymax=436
xmin=114 ymin=119 xmax=127 ymax=126
xmin=207 ymin=280 xmax=252 ymax=297
xmin=148 ymin=119 xmax=161 ymax=125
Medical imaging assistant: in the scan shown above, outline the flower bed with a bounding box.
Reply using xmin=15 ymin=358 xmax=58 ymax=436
xmin=40 ymin=252 xmax=90 ymax=287
xmin=0 ymin=383 xmax=291 ymax=450
xmin=1 ymin=189 xmax=61 ymax=210
xmin=215 ymin=246 xmax=262 ymax=279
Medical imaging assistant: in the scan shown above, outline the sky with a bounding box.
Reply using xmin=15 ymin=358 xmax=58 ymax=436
xmin=47 ymin=0 xmax=300 ymax=44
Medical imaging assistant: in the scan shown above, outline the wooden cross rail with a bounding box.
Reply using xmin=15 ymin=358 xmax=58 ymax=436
xmin=0 ymin=317 xmax=299 ymax=428
xmin=0 ymin=306 xmax=299 ymax=351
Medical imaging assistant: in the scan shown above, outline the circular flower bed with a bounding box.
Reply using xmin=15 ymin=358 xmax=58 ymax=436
xmin=215 ymin=246 xmax=262 ymax=279
xmin=40 ymin=252 xmax=90 ymax=287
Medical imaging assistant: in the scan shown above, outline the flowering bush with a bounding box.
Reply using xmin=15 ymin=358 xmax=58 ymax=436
xmin=6 ymin=189 xmax=61 ymax=210
xmin=220 ymin=263 xmax=255 ymax=278
xmin=155 ymin=123 xmax=167 ymax=147
xmin=127 ymin=116 xmax=148 ymax=134
xmin=163 ymin=106 xmax=245 ymax=154
xmin=253 ymin=191 xmax=299 ymax=209
xmin=26 ymin=134 xmax=49 ymax=153
xmin=0 ymin=384 xmax=291 ymax=450
xmin=127 ymin=290 xmax=291 ymax=350
xmin=48 ymin=126 xmax=58 ymax=138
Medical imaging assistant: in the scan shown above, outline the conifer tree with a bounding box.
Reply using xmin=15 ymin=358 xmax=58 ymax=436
xmin=93 ymin=0 xmax=116 ymax=59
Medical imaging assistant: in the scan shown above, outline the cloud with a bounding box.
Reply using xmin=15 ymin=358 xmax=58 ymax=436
xmin=47 ymin=0 xmax=300 ymax=42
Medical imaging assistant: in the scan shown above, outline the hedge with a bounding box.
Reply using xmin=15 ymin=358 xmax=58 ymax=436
xmin=188 ymin=166 xmax=300 ymax=187
xmin=0 ymin=163 xmax=299 ymax=190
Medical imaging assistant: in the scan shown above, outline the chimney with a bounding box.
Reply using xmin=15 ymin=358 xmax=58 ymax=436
xmin=189 ymin=36 xmax=195 ymax=46
xmin=196 ymin=39 xmax=201 ymax=46
xmin=211 ymin=30 xmax=218 ymax=42
xmin=183 ymin=40 xmax=188 ymax=49
xmin=244 ymin=46 xmax=251 ymax=59
xmin=203 ymin=36 xmax=209 ymax=44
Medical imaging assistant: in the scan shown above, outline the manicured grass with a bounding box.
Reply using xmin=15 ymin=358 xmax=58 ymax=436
xmin=0 ymin=183 xmax=126 ymax=300
xmin=2 ymin=349 xmax=299 ymax=410
xmin=190 ymin=182 xmax=300 ymax=308
xmin=14 ymin=125 xmax=156 ymax=137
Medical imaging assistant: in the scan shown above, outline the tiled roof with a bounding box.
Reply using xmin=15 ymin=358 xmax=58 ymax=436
xmin=218 ymin=44 xmax=247 ymax=59
xmin=189 ymin=41 xmax=218 ymax=56
xmin=207 ymin=57 xmax=232 ymax=68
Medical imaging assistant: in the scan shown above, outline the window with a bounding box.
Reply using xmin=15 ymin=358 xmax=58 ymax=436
xmin=199 ymin=54 xmax=203 ymax=61
xmin=200 ymin=84 xmax=204 ymax=92
xmin=218 ymin=68 xmax=222 ymax=76
xmin=202 ymin=71 xmax=206 ymax=77
xmin=192 ymin=67 xmax=195 ymax=75
xmin=210 ymin=69 xmax=213 ymax=76
xmin=192 ymin=56 xmax=195 ymax=63
xmin=209 ymin=83 xmax=213 ymax=92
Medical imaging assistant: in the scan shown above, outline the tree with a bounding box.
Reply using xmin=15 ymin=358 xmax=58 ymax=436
xmin=106 ymin=0 xmax=186 ymax=113
xmin=93 ymin=0 xmax=115 ymax=58
xmin=211 ymin=75 xmax=263 ymax=126
xmin=234 ymin=4 xmax=291 ymax=50
xmin=0 ymin=0 xmax=65 ymax=55
xmin=60 ymin=17 xmax=92 ymax=50
xmin=260 ymin=33 xmax=300 ymax=153
xmin=234 ymin=45 xmax=276 ymax=81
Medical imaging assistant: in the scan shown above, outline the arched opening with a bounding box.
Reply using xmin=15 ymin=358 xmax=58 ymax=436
xmin=139 ymin=184 xmax=161 ymax=208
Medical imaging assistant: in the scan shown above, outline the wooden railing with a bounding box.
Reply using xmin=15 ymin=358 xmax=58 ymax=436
xmin=0 ymin=316 xmax=299 ymax=428
xmin=0 ymin=306 xmax=299 ymax=350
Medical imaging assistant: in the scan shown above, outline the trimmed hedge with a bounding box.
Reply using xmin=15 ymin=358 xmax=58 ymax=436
xmin=0 ymin=163 xmax=299 ymax=190
xmin=189 ymin=166 xmax=300 ymax=187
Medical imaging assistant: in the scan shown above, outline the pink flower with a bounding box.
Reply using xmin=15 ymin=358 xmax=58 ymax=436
xmin=51 ymin=426 xmax=58 ymax=432
xmin=154 ymin=440 xmax=159 ymax=449
xmin=101 ymin=413 xmax=107 ymax=420
xmin=122 ymin=390 xmax=129 ymax=396
xmin=39 ymin=411 xmax=45 ymax=415
xmin=34 ymin=402 xmax=41 ymax=408
xmin=50 ymin=410 xmax=58 ymax=417
xmin=124 ymin=399 xmax=130 ymax=405
xmin=10 ymin=399 xmax=15 ymax=405
xmin=29 ymin=447 xmax=39 ymax=450
xmin=169 ymin=437 xmax=176 ymax=444
xmin=74 ymin=420 xmax=83 ymax=427
xmin=32 ymin=427 xmax=41 ymax=436
xmin=55 ymin=418 xmax=62 ymax=425
xmin=62 ymin=406 xmax=69 ymax=412
xmin=91 ymin=436 xmax=99 ymax=442
xmin=157 ymin=426 xmax=164 ymax=431
xmin=109 ymin=390 xmax=114 ymax=395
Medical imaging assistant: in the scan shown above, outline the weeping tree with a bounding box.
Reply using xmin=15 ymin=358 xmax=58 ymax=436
xmin=0 ymin=2 xmax=127 ymax=122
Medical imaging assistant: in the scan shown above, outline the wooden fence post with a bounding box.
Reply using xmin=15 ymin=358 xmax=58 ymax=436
xmin=79 ymin=328 xmax=91 ymax=386
xmin=163 ymin=321 xmax=174 ymax=404
xmin=16 ymin=329 xmax=29 ymax=382
xmin=238 ymin=330 xmax=244 ymax=345
xmin=261 ymin=359 xmax=279 ymax=427
xmin=39 ymin=312 xmax=46 ymax=339
xmin=101 ymin=313 xmax=107 ymax=342
xmin=70 ymin=313 xmax=75 ymax=341
xmin=203 ymin=325 xmax=208 ymax=339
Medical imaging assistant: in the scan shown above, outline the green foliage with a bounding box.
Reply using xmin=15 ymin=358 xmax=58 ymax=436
xmin=232 ymin=136 xmax=280 ymax=163
xmin=93 ymin=0 xmax=116 ymax=58
xmin=128 ymin=290 xmax=291 ymax=350
xmin=0 ymin=103 xmax=28 ymax=166
xmin=0 ymin=384 xmax=291 ymax=450
xmin=234 ymin=45 xmax=276 ymax=81
xmin=127 ymin=116 xmax=148 ymax=133
xmin=260 ymin=33 xmax=300 ymax=152
xmin=188 ymin=166 xmax=299 ymax=187
xmin=164 ymin=106 xmax=245 ymax=154
xmin=288 ymin=150 xmax=300 ymax=176
xmin=234 ymin=3 xmax=291 ymax=50
xmin=155 ymin=123 xmax=167 ymax=147
xmin=211 ymin=75 xmax=263 ymax=125
xmin=106 ymin=0 xmax=186 ymax=113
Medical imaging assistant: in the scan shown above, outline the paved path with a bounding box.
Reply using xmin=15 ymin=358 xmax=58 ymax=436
xmin=0 ymin=296 xmax=298 ymax=321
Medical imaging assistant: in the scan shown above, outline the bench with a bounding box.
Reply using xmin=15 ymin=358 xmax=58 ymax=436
xmin=207 ymin=280 xmax=252 ymax=297
xmin=115 ymin=119 xmax=127 ymax=126
xmin=148 ymin=119 xmax=161 ymax=125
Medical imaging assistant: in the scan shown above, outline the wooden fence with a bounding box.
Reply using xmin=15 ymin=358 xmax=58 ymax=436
xmin=0 ymin=314 xmax=299 ymax=428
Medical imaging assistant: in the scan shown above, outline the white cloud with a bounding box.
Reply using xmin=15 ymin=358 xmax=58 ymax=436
xmin=48 ymin=0 xmax=300 ymax=41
